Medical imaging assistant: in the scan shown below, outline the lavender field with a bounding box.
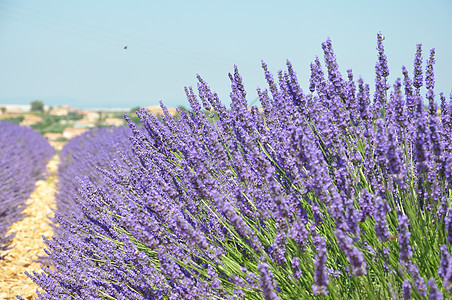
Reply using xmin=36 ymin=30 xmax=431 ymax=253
xmin=0 ymin=122 xmax=54 ymax=258
xmin=4 ymin=33 xmax=452 ymax=299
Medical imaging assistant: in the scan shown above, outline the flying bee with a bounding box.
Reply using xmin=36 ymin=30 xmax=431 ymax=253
xmin=124 ymin=45 xmax=128 ymax=50
xmin=381 ymin=35 xmax=385 ymax=41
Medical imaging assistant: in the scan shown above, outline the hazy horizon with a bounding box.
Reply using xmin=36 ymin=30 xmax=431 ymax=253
xmin=1 ymin=0 xmax=451 ymax=110
xmin=0 ymin=96 xmax=156 ymax=110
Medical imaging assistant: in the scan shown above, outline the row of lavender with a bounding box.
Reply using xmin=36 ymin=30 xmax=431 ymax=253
xmin=0 ymin=121 xmax=54 ymax=258
xmin=27 ymin=33 xmax=452 ymax=299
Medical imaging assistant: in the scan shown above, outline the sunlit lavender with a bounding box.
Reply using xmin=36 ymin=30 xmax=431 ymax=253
xmin=25 ymin=33 xmax=452 ymax=299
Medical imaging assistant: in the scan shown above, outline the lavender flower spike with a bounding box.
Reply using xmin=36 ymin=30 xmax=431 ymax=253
xmin=312 ymin=235 xmax=329 ymax=295
xmin=413 ymin=43 xmax=423 ymax=94
xmin=258 ymin=263 xmax=281 ymax=300
xmin=335 ymin=229 xmax=367 ymax=276
xmin=428 ymin=277 xmax=443 ymax=300
xmin=398 ymin=212 xmax=413 ymax=265
xmin=402 ymin=279 xmax=411 ymax=299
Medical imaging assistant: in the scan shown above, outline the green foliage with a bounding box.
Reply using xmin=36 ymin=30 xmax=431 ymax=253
xmin=27 ymin=111 xmax=86 ymax=134
xmin=67 ymin=112 xmax=83 ymax=121
xmin=130 ymin=106 xmax=141 ymax=114
xmin=35 ymin=122 xmax=71 ymax=134
xmin=31 ymin=114 xmax=72 ymax=134
xmin=94 ymin=123 xmax=110 ymax=129
xmin=129 ymin=115 xmax=141 ymax=125
xmin=0 ymin=115 xmax=24 ymax=124
xmin=30 ymin=100 xmax=44 ymax=112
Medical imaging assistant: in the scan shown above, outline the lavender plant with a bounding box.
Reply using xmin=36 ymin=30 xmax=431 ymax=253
xmin=26 ymin=33 xmax=452 ymax=299
xmin=0 ymin=121 xmax=54 ymax=258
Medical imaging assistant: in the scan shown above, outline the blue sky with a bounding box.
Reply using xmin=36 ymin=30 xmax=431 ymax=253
xmin=0 ymin=0 xmax=451 ymax=109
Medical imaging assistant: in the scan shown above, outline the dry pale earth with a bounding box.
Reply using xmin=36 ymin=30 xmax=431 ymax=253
xmin=0 ymin=155 xmax=59 ymax=299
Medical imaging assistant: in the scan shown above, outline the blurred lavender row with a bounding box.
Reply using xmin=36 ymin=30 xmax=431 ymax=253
xmin=52 ymin=126 xmax=135 ymax=222
xmin=0 ymin=121 xmax=54 ymax=258
xmin=26 ymin=33 xmax=452 ymax=299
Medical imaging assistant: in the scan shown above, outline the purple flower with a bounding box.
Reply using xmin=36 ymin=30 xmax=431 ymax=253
xmin=409 ymin=263 xmax=427 ymax=296
xmin=312 ymin=235 xmax=329 ymax=295
xmin=387 ymin=123 xmax=407 ymax=185
xmin=289 ymin=219 xmax=309 ymax=251
xmin=258 ymin=263 xmax=281 ymax=300
xmin=426 ymin=48 xmax=436 ymax=90
xmin=374 ymin=119 xmax=389 ymax=171
xmin=0 ymin=121 xmax=54 ymax=257
xmin=261 ymin=60 xmax=280 ymax=105
xmin=292 ymin=256 xmax=302 ymax=279
xmin=309 ymin=60 xmax=318 ymax=93
xmin=445 ymin=206 xmax=452 ymax=244
xmin=357 ymin=189 xmax=374 ymax=222
xmin=335 ymin=229 xmax=367 ymax=276
xmin=357 ymin=77 xmax=372 ymax=124
xmin=429 ymin=113 xmax=443 ymax=161
xmin=23 ymin=35 xmax=452 ymax=300
xmin=438 ymin=245 xmax=450 ymax=279
xmin=388 ymin=78 xmax=408 ymax=129
xmin=271 ymin=231 xmax=287 ymax=265
xmin=440 ymin=93 xmax=451 ymax=148
xmin=374 ymin=195 xmax=391 ymax=242
xmin=428 ymin=277 xmax=443 ymax=300
xmin=322 ymin=37 xmax=345 ymax=99
xmin=285 ymin=60 xmax=304 ymax=107
xmin=398 ymin=213 xmax=412 ymax=264
xmin=346 ymin=69 xmax=358 ymax=114
xmin=402 ymin=65 xmax=415 ymax=115
xmin=376 ymin=32 xmax=390 ymax=78
xmin=373 ymin=32 xmax=390 ymax=117
xmin=413 ymin=43 xmax=424 ymax=93
xmin=414 ymin=96 xmax=430 ymax=176
xmin=445 ymin=155 xmax=452 ymax=189
xmin=426 ymin=48 xmax=437 ymax=117
xmin=402 ymin=279 xmax=411 ymax=299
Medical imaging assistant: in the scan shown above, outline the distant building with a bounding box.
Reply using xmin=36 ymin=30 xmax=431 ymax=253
xmin=2 ymin=104 xmax=31 ymax=113
xmin=83 ymin=111 xmax=100 ymax=121
xmin=86 ymin=108 xmax=130 ymax=113
xmin=0 ymin=104 xmax=50 ymax=113
xmin=49 ymin=105 xmax=70 ymax=116
xmin=74 ymin=119 xmax=96 ymax=129
xmin=146 ymin=105 xmax=178 ymax=117
xmin=63 ymin=127 xmax=89 ymax=139
xmin=4 ymin=108 xmax=23 ymax=114
xmin=103 ymin=118 xmax=125 ymax=127
xmin=19 ymin=115 xmax=43 ymax=127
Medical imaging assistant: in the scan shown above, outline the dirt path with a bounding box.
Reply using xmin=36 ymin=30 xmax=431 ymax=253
xmin=0 ymin=155 xmax=59 ymax=299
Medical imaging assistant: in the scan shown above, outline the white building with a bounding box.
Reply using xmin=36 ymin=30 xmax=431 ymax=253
xmin=0 ymin=104 xmax=50 ymax=113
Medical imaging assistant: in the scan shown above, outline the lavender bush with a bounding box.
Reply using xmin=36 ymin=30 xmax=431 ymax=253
xmin=27 ymin=33 xmax=452 ymax=299
xmin=0 ymin=121 xmax=54 ymax=258
xmin=51 ymin=126 xmax=135 ymax=221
